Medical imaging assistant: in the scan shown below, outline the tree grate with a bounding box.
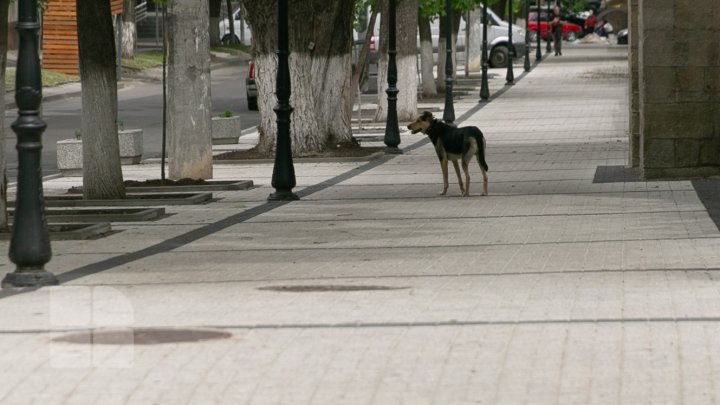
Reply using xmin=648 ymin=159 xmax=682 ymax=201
xmin=52 ymin=328 xmax=232 ymax=345
xmin=258 ymin=285 xmax=408 ymax=293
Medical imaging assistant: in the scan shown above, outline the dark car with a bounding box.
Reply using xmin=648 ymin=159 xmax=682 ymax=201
xmin=617 ymin=28 xmax=628 ymax=45
xmin=246 ymin=61 xmax=257 ymax=111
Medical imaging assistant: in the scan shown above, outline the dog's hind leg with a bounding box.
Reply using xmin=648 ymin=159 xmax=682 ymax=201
xmin=440 ymin=158 xmax=449 ymax=196
xmin=477 ymin=136 xmax=489 ymax=196
xmin=480 ymin=168 xmax=488 ymax=196
xmin=461 ymin=160 xmax=471 ymax=197
xmin=451 ymin=160 xmax=465 ymax=195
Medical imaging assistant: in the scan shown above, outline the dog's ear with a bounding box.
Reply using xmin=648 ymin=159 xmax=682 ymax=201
xmin=421 ymin=111 xmax=434 ymax=121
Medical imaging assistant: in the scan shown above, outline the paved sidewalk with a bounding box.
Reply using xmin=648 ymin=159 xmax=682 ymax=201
xmin=4 ymin=43 xmax=720 ymax=404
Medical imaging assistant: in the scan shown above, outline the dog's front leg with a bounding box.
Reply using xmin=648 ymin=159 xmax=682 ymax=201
xmin=452 ymin=160 xmax=465 ymax=195
xmin=440 ymin=158 xmax=449 ymax=196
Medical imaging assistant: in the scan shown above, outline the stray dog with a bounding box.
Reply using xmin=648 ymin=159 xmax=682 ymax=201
xmin=407 ymin=111 xmax=488 ymax=196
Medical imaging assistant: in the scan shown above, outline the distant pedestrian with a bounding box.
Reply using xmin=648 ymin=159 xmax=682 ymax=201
xmin=550 ymin=6 xmax=563 ymax=56
xmin=584 ymin=9 xmax=597 ymax=36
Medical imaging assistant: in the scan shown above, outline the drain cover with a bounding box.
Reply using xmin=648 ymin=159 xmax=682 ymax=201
xmin=52 ymin=328 xmax=232 ymax=345
xmin=258 ymin=285 xmax=407 ymax=292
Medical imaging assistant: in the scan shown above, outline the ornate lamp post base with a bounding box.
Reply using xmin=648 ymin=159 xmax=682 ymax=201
xmin=2 ymin=269 xmax=58 ymax=289
xmin=384 ymin=146 xmax=403 ymax=154
xmin=268 ymin=190 xmax=299 ymax=201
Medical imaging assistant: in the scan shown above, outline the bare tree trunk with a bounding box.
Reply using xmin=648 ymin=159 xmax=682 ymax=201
xmin=418 ymin=14 xmax=436 ymax=98
xmin=167 ymin=0 xmax=213 ymax=180
xmin=77 ymin=0 xmax=126 ymax=199
xmin=0 ymin=0 xmax=9 ymax=230
xmin=121 ymin=0 xmax=137 ymax=58
xmin=225 ymin=0 xmax=236 ymax=44
xmin=245 ymin=0 xmax=355 ymax=156
xmin=209 ymin=0 xmax=222 ymax=47
xmin=436 ymin=9 xmax=461 ymax=92
xmin=346 ymin=5 xmax=378 ymax=116
xmin=375 ymin=0 xmax=417 ymax=122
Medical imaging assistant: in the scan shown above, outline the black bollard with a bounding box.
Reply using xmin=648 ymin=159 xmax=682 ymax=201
xmin=505 ymin=2 xmax=515 ymax=84
xmin=524 ymin=0 xmax=531 ymax=71
xmin=479 ymin=0 xmax=489 ymax=101
xmin=383 ymin=0 xmax=402 ymax=154
xmin=268 ymin=0 xmax=298 ymax=201
xmin=3 ymin=0 xmax=56 ymax=289
xmin=442 ymin=0 xmax=455 ymax=123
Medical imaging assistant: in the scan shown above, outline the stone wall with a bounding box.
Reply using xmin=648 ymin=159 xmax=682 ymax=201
xmin=638 ymin=0 xmax=720 ymax=178
xmin=628 ymin=0 xmax=639 ymax=166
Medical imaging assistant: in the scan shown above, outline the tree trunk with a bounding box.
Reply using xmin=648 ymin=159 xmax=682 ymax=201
xmin=225 ymin=0 xmax=236 ymax=44
xmin=436 ymin=9 xmax=461 ymax=92
xmin=346 ymin=5 xmax=378 ymax=116
xmin=418 ymin=15 xmax=436 ymax=98
xmin=491 ymin=0 xmax=507 ymax=21
xmin=244 ymin=0 xmax=355 ymax=156
xmin=209 ymin=0 xmax=222 ymax=47
xmin=121 ymin=0 xmax=137 ymax=58
xmin=0 ymin=0 xmax=9 ymax=230
xmin=167 ymin=0 xmax=213 ymax=180
xmin=77 ymin=0 xmax=126 ymax=200
xmin=375 ymin=0 xmax=418 ymax=122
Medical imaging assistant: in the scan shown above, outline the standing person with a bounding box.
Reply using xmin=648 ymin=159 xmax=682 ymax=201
xmin=584 ymin=9 xmax=597 ymax=36
xmin=550 ymin=6 xmax=563 ymax=56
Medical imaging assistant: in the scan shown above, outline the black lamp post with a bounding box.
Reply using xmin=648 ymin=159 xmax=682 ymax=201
xmin=546 ymin=0 xmax=552 ymax=53
xmin=524 ymin=0 xmax=531 ymax=71
xmin=479 ymin=0 xmax=489 ymax=101
xmin=442 ymin=0 xmax=455 ymax=123
xmin=535 ymin=1 xmax=542 ymax=60
xmin=3 ymin=0 xmax=56 ymax=289
xmin=505 ymin=2 xmax=514 ymax=85
xmin=383 ymin=0 xmax=401 ymax=154
xmin=268 ymin=0 xmax=298 ymax=201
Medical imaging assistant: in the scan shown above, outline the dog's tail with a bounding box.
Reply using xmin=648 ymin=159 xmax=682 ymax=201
xmin=476 ymin=131 xmax=489 ymax=172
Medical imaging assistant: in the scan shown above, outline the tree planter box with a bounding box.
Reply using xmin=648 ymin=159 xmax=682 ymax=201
xmin=211 ymin=116 xmax=241 ymax=145
xmin=118 ymin=129 xmax=144 ymax=164
xmin=56 ymin=129 xmax=144 ymax=177
xmin=56 ymin=139 xmax=83 ymax=177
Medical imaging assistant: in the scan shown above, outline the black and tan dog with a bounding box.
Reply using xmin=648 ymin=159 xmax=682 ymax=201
xmin=407 ymin=111 xmax=488 ymax=197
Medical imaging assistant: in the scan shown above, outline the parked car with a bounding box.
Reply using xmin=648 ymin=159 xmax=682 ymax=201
xmin=360 ymin=7 xmax=525 ymax=69
xmin=616 ymin=28 xmax=628 ymax=45
xmin=219 ymin=8 xmax=253 ymax=45
xmin=528 ymin=9 xmax=583 ymax=42
xmin=246 ymin=61 xmax=257 ymax=110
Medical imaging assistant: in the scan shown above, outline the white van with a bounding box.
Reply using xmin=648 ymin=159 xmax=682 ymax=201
xmin=361 ymin=7 xmax=525 ymax=68
xmin=219 ymin=8 xmax=252 ymax=45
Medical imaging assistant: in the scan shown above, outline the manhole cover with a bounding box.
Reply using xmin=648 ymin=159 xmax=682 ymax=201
xmin=258 ymin=285 xmax=407 ymax=292
xmin=52 ymin=328 xmax=232 ymax=345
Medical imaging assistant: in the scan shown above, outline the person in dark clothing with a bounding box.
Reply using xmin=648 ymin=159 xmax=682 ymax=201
xmin=550 ymin=6 xmax=563 ymax=56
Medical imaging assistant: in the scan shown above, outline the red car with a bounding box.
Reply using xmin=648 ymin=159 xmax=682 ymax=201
xmin=528 ymin=11 xmax=582 ymax=42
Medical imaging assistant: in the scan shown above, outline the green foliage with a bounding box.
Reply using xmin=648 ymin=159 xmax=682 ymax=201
xmin=74 ymin=129 xmax=82 ymax=140
xmin=220 ymin=110 xmax=234 ymax=118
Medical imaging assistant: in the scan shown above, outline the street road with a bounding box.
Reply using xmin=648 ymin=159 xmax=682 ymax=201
xmin=4 ymin=63 xmax=259 ymax=183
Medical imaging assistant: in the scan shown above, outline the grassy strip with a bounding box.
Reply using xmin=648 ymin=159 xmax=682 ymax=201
xmin=121 ymin=51 xmax=164 ymax=69
xmin=211 ymin=43 xmax=251 ymax=55
xmin=5 ymin=67 xmax=79 ymax=92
